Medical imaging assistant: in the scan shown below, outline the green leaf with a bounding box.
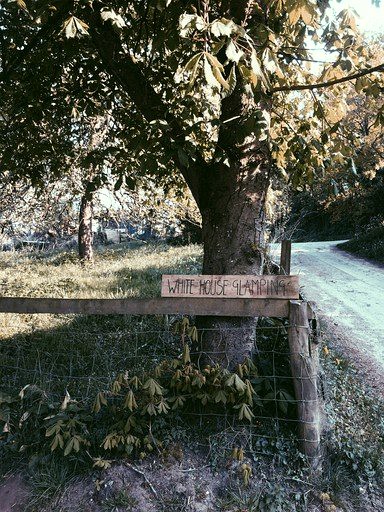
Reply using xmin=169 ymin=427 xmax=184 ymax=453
xmin=214 ymin=389 xmax=227 ymax=404
xmin=145 ymin=402 xmax=157 ymax=416
xmin=46 ymin=421 xmax=63 ymax=437
xmin=93 ymin=392 xmax=107 ymax=413
xmin=171 ymin=395 xmax=186 ymax=409
xmin=64 ymin=438 xmax=74 ymax=456
xmin=93 ymin=457 xmax=112 ymax=469
xmin=62 ymin=16 xmax=89 ymax=39
xmin=222 ymin=65 xmax=237 ymax=98
xmin=179 ymin=13 xmax=205 ymax=38
xmin=124 ymin=390 xmax=138 ymax=411
xmin=338 ymin=8 xmax=358 ymax=32
xmin=203 ymin=56 xmax=221 ymax=89
xmin=235 ymin=403 xmax=254 ymax=421
xmin=143 ymin=378 xmax=163 ymax=397
xmin=60 ymin=390 xmax=71 ymax=411
xmin=157 ymin=399 xmax=170 ymax=414
xmin=183 ymin=53 xmax=203 ymax=73
xmin=210 ymin=18 xmax=236 ymax=37
xmin=182 ymin=343 xmax=191 ymax=364
xmin=226 ymin=41 xmax=243 ymax=64
xmin=50 ymin=433 xmax=63 ymax=452
xmin=211 ymin=40 xmax=226 ymax=55
xmin=205 ymin=52 xmax=229 ymax=89
xmin=226 ymin=374 xmax=247 ymax=392
xmin=73 ymin=436 xmax=81 ymax=452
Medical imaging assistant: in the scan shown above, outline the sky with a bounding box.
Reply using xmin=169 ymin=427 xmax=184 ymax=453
xmin=330 ymin=0 xmax=384 ymax=34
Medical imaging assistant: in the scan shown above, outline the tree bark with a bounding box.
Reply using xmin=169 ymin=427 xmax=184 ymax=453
xmin=195 ymin=91 xmax=271 ymax=368
xmin=78 ymin=192 xmax=94 ymax=263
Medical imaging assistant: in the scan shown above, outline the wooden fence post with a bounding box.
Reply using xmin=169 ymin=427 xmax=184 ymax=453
xmin=279 ymin=239 xmax=292 ymax=275
xmin=288 ymin=300 xmax=321 ymax=466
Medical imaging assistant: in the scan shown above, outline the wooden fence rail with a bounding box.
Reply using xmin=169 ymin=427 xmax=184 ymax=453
xmin=0 ymin=297 xmax=290 ymax=317
xmin=0 ymin=296 xmax=315 ymax=319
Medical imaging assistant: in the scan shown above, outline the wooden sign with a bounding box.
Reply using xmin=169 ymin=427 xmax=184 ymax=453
xmin=161 ymin=275 xmax=299 ymax=299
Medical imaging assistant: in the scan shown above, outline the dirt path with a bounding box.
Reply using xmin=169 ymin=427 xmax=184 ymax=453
xmin=274 ymin=240 xmax=384 ymax=392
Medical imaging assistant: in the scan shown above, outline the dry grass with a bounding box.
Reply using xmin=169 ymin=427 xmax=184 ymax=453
xmin=0 ymin=241 xmax=202 ymax=338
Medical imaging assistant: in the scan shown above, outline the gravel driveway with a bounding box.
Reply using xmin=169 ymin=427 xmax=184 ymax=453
xmin=273 ymin=240 xmax=384 ymax=392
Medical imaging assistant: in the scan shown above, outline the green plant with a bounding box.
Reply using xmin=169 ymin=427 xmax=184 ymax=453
xmin=220 ymin=481 xmax=307 ymax=512
xmin=101 ymin=489 xmax=138 ymax=512
xmin=24 ymin=455 xmax=78 ymax=512
xmin=89 ymin=353 xmax=260 ymax=459
xmin=320 ymin=347 xmax=384 ymax=508
xmin=339 ymin=224 xmax=384 ymax=263
xmin=45 ymin=399 xmax=91 ymax=456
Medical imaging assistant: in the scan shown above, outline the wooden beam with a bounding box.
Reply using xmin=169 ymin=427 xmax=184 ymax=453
xmin=0 ymin=297 xmax=289 ymax=318
xmin=288 ymin=300 xmax=321 ymax=466
xmin=280 ymin=240 xmax=292 ymax=275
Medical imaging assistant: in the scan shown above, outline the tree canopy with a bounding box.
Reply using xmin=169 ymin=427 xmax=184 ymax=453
xmin=1 ymin=0 xmax=383 ymax=194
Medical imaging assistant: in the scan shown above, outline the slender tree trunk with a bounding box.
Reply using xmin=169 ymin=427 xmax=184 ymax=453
xmin=78 ymin=192 xmax=94 ymax=263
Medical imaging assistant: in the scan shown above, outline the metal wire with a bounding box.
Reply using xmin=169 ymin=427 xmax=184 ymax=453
xmin=0 ymin=317 xmax=322 ymax=453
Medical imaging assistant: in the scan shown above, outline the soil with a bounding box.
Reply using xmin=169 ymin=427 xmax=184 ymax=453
xmin=0 ymin=448 xmax=341 ymax=512
xmin=0 ymin=448 xmax=240 ymax=512
xmin=0 ymin=474 xmax=29 ymax=512
xmin=53 ymin=449 xmax=221 ymax=512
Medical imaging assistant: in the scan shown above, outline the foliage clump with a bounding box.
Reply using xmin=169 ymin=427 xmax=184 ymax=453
xmin=1 ymin=348 xmax=263 ymax=461
xmin=339 ymin=224 xmax=384 ymax=263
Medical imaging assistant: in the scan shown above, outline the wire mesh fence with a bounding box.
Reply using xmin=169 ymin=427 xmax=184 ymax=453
xmin=0 ymin=312 xmax=321 ymax=457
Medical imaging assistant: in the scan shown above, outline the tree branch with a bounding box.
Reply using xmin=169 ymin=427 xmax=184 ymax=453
xmin=269 ymin=63 xmax=384 ymax=94
xmin=85 ymin=2 xmax=204 ymax=206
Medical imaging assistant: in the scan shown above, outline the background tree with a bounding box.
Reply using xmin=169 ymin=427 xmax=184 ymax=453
xmin=280 ymin=46 xmax=384 ymax=242
xmin=1 ymin=0 xmax=383 ymax=366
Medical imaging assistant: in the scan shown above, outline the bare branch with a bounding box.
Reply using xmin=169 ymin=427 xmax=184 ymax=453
xmin=269 ymin=63 xmax=384 ymax=94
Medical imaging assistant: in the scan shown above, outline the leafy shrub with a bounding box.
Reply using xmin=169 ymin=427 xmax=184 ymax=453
xmin=338 ymin=224 xmax=384 ymax=263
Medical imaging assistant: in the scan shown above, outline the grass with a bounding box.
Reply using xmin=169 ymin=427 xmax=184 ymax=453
xmin=0 ymin=241 xmax=202 ymax=299
xmin=0 ymin=241 xmax=202 ymax=338
xmin=338 ymin=225 xmax=384 ymax=263
xmin=0 ymin=241 xmax=203 ymax=401
xmin=100 ymin=489 xmax=138 ymax=512
xmin=0 ymin=242 xmax=383 ymax=511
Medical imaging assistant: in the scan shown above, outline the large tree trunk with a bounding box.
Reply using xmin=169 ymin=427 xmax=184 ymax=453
xmin=195 ymin=154 xmax=270 ymax=368
xmin=195 ymin=90 xmax=272 ymax=368
xmin=78 ymin=192 xmax=94 ymax=263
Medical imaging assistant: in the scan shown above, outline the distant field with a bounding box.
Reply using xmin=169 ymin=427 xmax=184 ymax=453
xmin=0 ymin=241 xmax=202 ymax=299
